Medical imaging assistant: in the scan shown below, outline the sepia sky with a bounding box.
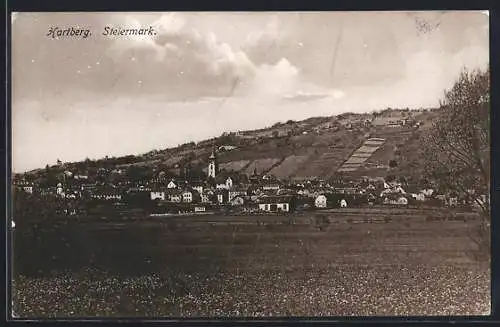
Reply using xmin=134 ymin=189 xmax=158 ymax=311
xmin=11 ymin=11 xmax=489 ymax=172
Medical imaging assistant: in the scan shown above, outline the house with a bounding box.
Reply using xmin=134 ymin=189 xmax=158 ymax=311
xmin=380 ymin=185 xmax=406 ymax=197
xmin=201 ymin=194 xmax=211 ymax=203
xmin=167 ymin=180 xmax=177 ymax=189
xmin=334 ymin=187 xmax=358 ymax=195
xmin=216 ymin=176 xmax=235 ymax=190
xmin=181 ymin=189 xmax=196 ymax=203
xmin=166 ymin=189 xmax=182 ymax=203
xmin=261 ymin=182 xmax=281 ymax=191
xmin=397 ymin=196 xmax=409 ymax=205
xmin=448 ymin=197 xmax=458 ymax=207
xmin=194 ymin=206 xmax=206 ymax=212
xmin=218 ymin=145 xmax=237 ymax=151
xmin=201 ymin=189 xmax=217 ymax=204
xmin=230 ymin=195 xmax=245 ymax=206
xmin=411 ymin=193 xmax=426 ymax=201
xmin=367 ymin=193 xmax=377 ymax=204
xmin=56 ymin=183 xmax=65 ymax=197
xmin=91 ymin=189 xmax=122 ymax=201
xmin=150 ymin=190 xmax=166 ymax=201
xmin=383 ymin=194 xmax=408 ymax=205
xmin=21 ymin=185 xmax=34 ymax=194
xmin=65 ymin=190 xmax=81 ymax=199
xmin=215 ymin=189 xmax=229 ymax=204
xmin=229 ymin=188 xmax=246 ymax=201
xmin=340 ymin=199 xmax=348 ymax=208
xmin=258 ymin=196 xmax=294 ymax=213
xmin=315 ymin=195 xmax=327 ymax=208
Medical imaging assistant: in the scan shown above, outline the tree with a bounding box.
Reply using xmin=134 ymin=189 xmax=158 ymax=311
xmin=423 ymin=67 xmax=490 ymax=258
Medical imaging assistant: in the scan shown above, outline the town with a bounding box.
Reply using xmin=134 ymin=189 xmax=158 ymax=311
xmin=13 ymin=140 xmax=486 ymax=219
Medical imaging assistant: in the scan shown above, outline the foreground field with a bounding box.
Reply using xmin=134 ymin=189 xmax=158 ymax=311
xmin=11 ymin=208 xmax=490 ymax=317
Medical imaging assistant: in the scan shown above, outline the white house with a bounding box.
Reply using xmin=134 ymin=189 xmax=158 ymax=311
xmin=383 ymin=196 xmax=408 ymax=205
xmin=150 ymin=191 xmax=166 ymax=201
xmin=215 ymin=177 xmax=234 ymax=190
xmin=22 ymin=186 xmax=34 ymax=194
xmin=411 ymin=193 xmax=425 ymax=201
xmin=217 ymin=193 xmax=224 ymax=204
xmin=340 ymin=199 xmax=348 ymax=208
xmin=194 ymin=206 xmax=206 ymax=212
xmin=167 ymin=180 xmax=177 ymax=189
xmin=182 ymin=190 xmax=193 ymax=203
xmin=259 ymin=202 xmax=290 ymax=212
xmin=258 ymin=196 xmax=293 ymax=212
xmin=56 ymin=183 xmax=65 ymax=198
xmin=315 ymin=195 xmax=327 ymax=208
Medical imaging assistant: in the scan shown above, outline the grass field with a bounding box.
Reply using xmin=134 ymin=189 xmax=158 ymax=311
xmin=11 ymin=208 xmax=490 ymax=318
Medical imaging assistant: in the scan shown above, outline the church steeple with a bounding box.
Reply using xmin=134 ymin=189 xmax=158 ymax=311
xmin=208 ymin=141 xmax=218 ymax=179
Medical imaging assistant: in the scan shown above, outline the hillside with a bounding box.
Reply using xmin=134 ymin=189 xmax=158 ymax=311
xmin=20 ymin=108 xmax=441 ymax=183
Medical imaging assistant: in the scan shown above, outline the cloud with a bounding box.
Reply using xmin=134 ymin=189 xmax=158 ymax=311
xmin=104 ymin=14 xmax=336 ymax=102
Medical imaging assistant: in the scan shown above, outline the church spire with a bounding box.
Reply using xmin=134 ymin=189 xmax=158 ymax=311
xmin=210 ymin=140 xmax=216 ymax=158
xmin=208 ymin=140 xmax=218 ymax=179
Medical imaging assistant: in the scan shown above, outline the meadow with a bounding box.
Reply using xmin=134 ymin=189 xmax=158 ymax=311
xmin=11 ymin=208 xmax=490 ymax=317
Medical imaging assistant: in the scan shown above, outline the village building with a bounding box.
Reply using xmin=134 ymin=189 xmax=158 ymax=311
xmin=383 ymin=194 xmax=408 ymax=205
xmin=181 ymin=189 xmax=198 ymax=203
xmin=315 ymin=195 xmax=327 ymax=208
xmin=194 ymin=206 xmax=206 ymax=212
xmin=258 ymin=195 xmax=294 ymax=213
xmin=229 ymin=195 xmax=245 ymax=206
xmin=150 ymin=190 xmax=166 ymax=201
xmin=215 ymin=189 xmax=229 ymax=204
xmin=91 ymin=188 xmax=122 ymax=201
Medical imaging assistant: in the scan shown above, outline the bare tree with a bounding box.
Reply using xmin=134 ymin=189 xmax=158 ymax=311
xmin=423 ymin=67 xmax=490 ymax=257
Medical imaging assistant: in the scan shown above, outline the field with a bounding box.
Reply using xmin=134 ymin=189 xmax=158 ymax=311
xmin=11 ymin=208 xmax=490 ymax=317
xmin=268 ymin=155 xmax=310 ymax=179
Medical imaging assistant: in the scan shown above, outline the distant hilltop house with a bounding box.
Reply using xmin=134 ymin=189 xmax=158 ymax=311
xmin=372 ymin=114 xmax=413 ymax=127
xmin=15 ymin=180 xmax=34 ymax=194
xmin=218 ymin=145 xmax=237 ymax=152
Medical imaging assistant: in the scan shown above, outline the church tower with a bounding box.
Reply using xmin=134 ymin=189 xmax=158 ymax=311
xmin=207 ymin=143 xmax=218 ymax=179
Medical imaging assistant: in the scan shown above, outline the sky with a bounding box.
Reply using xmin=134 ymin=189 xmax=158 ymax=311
xmin=11 ymin=11 xmax=489 ymax=172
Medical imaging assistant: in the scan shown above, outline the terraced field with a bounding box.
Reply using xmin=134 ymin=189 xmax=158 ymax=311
xmin=337 ymin=138 xmax=386 ymax=173
xmin=12 ymin=208 xmax=490 ymax=317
